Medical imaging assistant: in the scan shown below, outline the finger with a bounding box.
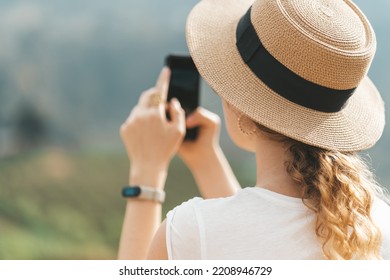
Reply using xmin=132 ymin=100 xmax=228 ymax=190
xmin=137 ymin=88 xmax=165 ymax=120
xmin=169 ymin=98 xmax=185 ymax=132
xmin=155 ymin=67 xmax=171 ymax=117
xmin=138 ymin=88 xmax=159 ymax=107
xmin=137 ymin=67 xmax=170 ymax=108
xmin=186 ymin=107 xmax=220 ymax=128
xmin=155 ymin=67 xmax=171 ymax=102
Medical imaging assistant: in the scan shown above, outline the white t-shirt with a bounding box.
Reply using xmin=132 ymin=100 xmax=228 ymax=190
xmin=166 ymin=187 xmax=390 ymax=259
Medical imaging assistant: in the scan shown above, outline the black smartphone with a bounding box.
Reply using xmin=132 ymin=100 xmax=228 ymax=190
xmin=165 ymin=54 xmax=200 ymax=141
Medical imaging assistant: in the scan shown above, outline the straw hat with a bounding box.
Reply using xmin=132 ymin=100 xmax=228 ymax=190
xmin=186 ymin=0 xmax=385 ymax=151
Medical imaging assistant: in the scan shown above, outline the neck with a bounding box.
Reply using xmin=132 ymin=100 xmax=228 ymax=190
xmin=255 ymin=137 xmax=301 ymax=198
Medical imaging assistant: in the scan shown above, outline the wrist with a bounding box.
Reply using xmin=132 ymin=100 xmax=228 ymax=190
xmin=122 ymin=185 xmax=166 ymax=203
xmin=129 ymin=163 xmax=168 ymax=190
xmin=185 ymin=145 xmax=221 ymax=171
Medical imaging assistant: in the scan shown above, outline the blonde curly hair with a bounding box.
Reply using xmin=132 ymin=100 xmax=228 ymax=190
xmin=258 ymin=124 xmax=388 ymax=259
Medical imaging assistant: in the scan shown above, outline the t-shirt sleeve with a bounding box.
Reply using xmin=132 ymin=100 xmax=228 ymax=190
xmin=166 ymin=197 xmax=204 ymax=260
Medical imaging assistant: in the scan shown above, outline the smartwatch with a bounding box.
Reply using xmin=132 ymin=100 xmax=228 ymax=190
xmin=122 ymin=185 xmax=166 ymax=203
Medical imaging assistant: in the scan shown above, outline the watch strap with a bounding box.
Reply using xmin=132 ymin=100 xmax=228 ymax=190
xmin=122 ymin=185 xmax=165 ymax=203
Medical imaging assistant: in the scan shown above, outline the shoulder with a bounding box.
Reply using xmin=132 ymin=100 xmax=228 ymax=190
xmin=165 ymin=192 xmax=248 ymax=260
xmin=372 ymin=198 xmax=390 ymax=221
xmin=167 ymin=197 xmax=204 ymax=226
xmin=165 ymin=197 xmax=204 ymax=259
xmin=167 ymin=189 xmax=249 ymax=217
xmin=371 ymin=198 xmax=390 ymax=259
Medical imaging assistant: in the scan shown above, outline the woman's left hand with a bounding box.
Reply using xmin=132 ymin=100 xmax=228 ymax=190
xmin=120 ymin=68 xmax=186 ymax=183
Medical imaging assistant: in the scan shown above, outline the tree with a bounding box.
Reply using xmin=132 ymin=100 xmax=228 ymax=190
xmin=14 ymin=101 xmax=47 ymax=151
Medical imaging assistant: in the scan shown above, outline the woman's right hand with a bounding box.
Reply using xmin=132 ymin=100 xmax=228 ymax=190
xmin=179 ymin=107 xmax=241 ymax=198
xmin=178 ymin=107 xmax=221 ymax=169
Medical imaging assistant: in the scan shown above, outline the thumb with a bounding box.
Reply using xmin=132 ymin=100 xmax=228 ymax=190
xmin=186 ymin=107 xmax=220 ymax=129
xmin=169 ymin=98 xmax=186 ymax=132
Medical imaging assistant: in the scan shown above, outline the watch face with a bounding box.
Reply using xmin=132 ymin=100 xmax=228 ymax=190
xmin=122 ymin=186 xmax=141 ymax=197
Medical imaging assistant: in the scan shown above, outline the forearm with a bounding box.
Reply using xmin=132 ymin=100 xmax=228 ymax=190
xmin=118 ymin=200 xmax=161 ymax=259
xmin=117 ymin=67 xmax=184 ymax=259
xmin=117 ymin=166 xmax=167 ymax=260
xmin=189 ymin=146 xmax=241 ymax=198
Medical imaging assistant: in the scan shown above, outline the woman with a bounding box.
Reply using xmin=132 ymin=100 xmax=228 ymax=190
xmin=118 ymin=0 xmax=390 ymax=259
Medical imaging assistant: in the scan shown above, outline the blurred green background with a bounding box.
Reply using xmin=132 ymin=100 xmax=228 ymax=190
xmin=0 ymin=0 xmax=389 ymax=259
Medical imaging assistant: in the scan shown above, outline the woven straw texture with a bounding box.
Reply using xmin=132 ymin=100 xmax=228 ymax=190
xmin=186 ymin=0 xmax=385 ymax=151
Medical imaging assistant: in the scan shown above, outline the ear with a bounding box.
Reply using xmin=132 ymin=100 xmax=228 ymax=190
xmin=222 ymin=100 xmax=257 ymax=153
xmin=238 ymin=113 xmax=259 ymax=137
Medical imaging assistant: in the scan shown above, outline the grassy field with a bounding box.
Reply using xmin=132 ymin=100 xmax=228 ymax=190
xmin=0 ymin=148 xmax=209 ymax=259
xmin=0 ymin=147 xmax=256 ymax=259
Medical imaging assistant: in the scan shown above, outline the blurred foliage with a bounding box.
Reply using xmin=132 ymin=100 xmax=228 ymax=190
xmin=0 ymin=147 xmax=255 ymax=259
xmin=0 ymin=148 xmax=127 ymax=259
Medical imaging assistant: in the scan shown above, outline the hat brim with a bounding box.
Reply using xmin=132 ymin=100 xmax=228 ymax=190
xmin=186 ymin=0 xmax=385 ymax=151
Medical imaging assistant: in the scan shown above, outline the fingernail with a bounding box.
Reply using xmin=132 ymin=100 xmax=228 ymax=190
xmin=163 ymin=66 xmax=171 ymax=75
xmin=172 ymin=98 xmax=180 ymax=107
